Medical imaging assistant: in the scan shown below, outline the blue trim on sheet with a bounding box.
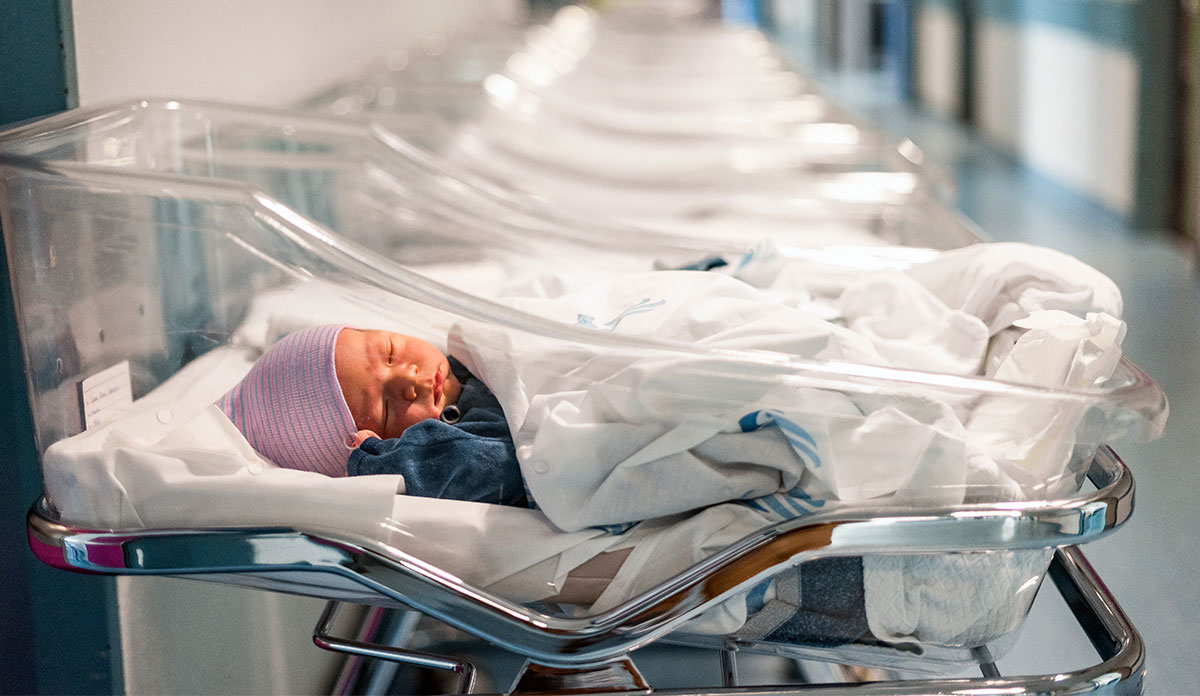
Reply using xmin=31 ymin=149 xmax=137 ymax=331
xmin=757 ymin=495 xmax=795 ymax=519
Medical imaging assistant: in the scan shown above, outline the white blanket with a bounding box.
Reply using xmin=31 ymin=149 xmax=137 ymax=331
xmin=451 ymin=243 xmax=1125 ymax=532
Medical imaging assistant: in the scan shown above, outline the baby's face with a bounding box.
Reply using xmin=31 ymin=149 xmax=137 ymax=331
xmin=335 ymin=328 xmax=462 ymax=441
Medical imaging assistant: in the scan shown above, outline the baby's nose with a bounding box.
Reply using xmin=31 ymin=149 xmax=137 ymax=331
xmin=386 ymin=366 xmax=421 ymax=401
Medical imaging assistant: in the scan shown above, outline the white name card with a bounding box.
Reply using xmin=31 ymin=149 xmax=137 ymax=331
xmin=78 ymin=361 xmax=133 ymax=429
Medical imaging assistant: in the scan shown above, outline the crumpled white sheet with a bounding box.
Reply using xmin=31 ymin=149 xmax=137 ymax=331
xmin=453 ymin=242 xmax=1126 ymax=533
xmin=455 ymin=270 xmax=962 ymax=532
xmin=905 ymin=242 xmax=1123 ymax=334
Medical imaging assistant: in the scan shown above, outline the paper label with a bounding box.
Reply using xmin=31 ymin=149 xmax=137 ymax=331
xmin=78 ymin=361 xmax=133 ymax=430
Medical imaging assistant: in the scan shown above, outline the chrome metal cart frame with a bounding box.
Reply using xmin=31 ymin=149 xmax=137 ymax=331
xmin=29 ymin=447 xmax=1142 ymax=695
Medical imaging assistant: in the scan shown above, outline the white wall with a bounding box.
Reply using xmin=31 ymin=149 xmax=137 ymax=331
xmin=915 ymin=9 xmax=1139 ymax=216
xmin=71 ymin=0 xmax=521 ymax=108
xmin=68 ymin=2 xmax=517 ymax=693
xmin=914 ymin=4 xmax=963 ymax=119
xmin=974 ymin=19 xmax=1138 ymax=215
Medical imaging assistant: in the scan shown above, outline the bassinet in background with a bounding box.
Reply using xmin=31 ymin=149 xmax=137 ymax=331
xmin=301 ymin=3 xmax=965 ymax=246
xmin=0 ymin=96 xmax=1165 ymax=694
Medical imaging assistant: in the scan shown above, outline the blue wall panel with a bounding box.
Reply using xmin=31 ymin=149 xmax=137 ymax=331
xmin=1 ymin=1 xmax=122 ymax=694
xmin=975 ymin=0 xmax=1136 ymax=51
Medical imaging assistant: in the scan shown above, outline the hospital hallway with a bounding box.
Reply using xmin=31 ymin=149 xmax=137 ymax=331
xmin=3 ymin=2 xmax=1199 ymax=694
xmin=833 ymin=89 xmax=1200 ymax=694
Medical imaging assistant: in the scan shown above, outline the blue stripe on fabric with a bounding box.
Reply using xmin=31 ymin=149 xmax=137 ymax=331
xmin=781 ymin=495 xmax=811 ymax=518
xmin=785 ymin=485 xmax=827 ymax=509
xmin=737 ymin=410 xmax=822 ymax=467
xmin=594 ymin=522 xmax=636 ymax=536
xmin=757 ymin=494 xmax=795 ymax=520
xmin=739 ymin=410 xmax=764 ymax=432
xmin=749 ymin=492 xmax=821 ymax=521
xmin=787 ymin=438 xmax=821 ymax=469
xmin=742 ymin=498 xmax=771 ymax=515
xmin=772 ymin=418 xmax=821 ymax=468
xmin=774 ymin=418 xmax=817 ymax=450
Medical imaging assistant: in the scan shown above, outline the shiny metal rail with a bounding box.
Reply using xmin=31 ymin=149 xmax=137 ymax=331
xmin=332 ymin=545 xmax=1142 ymax=695
xmin=694 ymin=546 xmax=1143 ymax=696
xmin=29 ymin=447 xmax=1134 ymax=685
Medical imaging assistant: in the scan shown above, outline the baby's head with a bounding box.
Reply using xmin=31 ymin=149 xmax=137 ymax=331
xmin=219 ymin=324 xmax=462 ymax=475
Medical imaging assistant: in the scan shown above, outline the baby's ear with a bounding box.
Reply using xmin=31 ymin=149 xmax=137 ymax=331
xmin=352 ymin=429 xmax=380 ymax=447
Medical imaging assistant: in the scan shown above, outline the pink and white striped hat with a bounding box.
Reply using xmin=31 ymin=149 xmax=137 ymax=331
xmin=219 ymin=324 xmax=357 ymax=476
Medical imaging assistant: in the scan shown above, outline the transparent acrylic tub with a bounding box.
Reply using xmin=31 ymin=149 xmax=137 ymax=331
xmin=0 ymin=99 xmax=980 ymax=280
xmin=306 ymin=3 xmax=956 ymax=210
xmin=0 ymin=101 xmax=1167 ymax=674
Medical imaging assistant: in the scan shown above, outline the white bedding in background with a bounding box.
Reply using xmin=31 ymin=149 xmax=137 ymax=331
xmin=455 ymin=269 xmax=988 ymax=532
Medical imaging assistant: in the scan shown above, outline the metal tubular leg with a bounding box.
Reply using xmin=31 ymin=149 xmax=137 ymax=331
xmin=1047 ymin=547 xmax=1145 ymax=695
xmin=720 ymin=646 xmax=739 ymax=687
xmin=313 ymin=601 xmax=477 ymax=694
xmin=648 ymin=547 xmax=1144 ymax=695
xmin=969 ymin=646 xmax=1000 ymax=679
xmin=362 ymin=610 xmax=425 ymax=695
xmin=331 ymin=606 xmax=389 ymax=696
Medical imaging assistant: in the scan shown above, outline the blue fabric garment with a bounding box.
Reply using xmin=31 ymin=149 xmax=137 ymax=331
xmin=347 ymin=357 xmax=527 ymax=507
xmin=763 ymin=557 xmax=869 ymax=647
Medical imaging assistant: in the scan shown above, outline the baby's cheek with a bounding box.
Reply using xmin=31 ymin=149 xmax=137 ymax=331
xmin=444 ymin=373 xmax=463 ymax=405
xmin=412 ymin=405 xmax=442 ymax=427
xmin=348 ymin=404 xmax=377 ymax=432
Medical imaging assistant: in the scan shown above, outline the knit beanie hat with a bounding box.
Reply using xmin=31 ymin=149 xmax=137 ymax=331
xmin=219 ymin=324 xmax=357 ymax=476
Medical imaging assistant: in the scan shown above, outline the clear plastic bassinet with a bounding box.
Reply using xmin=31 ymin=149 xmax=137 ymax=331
xmin=306 ymin=5 xmax=958 ymax=219
xmin=1 ymin=101 xmax=1166 ymax=694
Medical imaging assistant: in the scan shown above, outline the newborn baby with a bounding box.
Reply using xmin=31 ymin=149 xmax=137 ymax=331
xmin=219 ymin=324 xmax=527 ymax=506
